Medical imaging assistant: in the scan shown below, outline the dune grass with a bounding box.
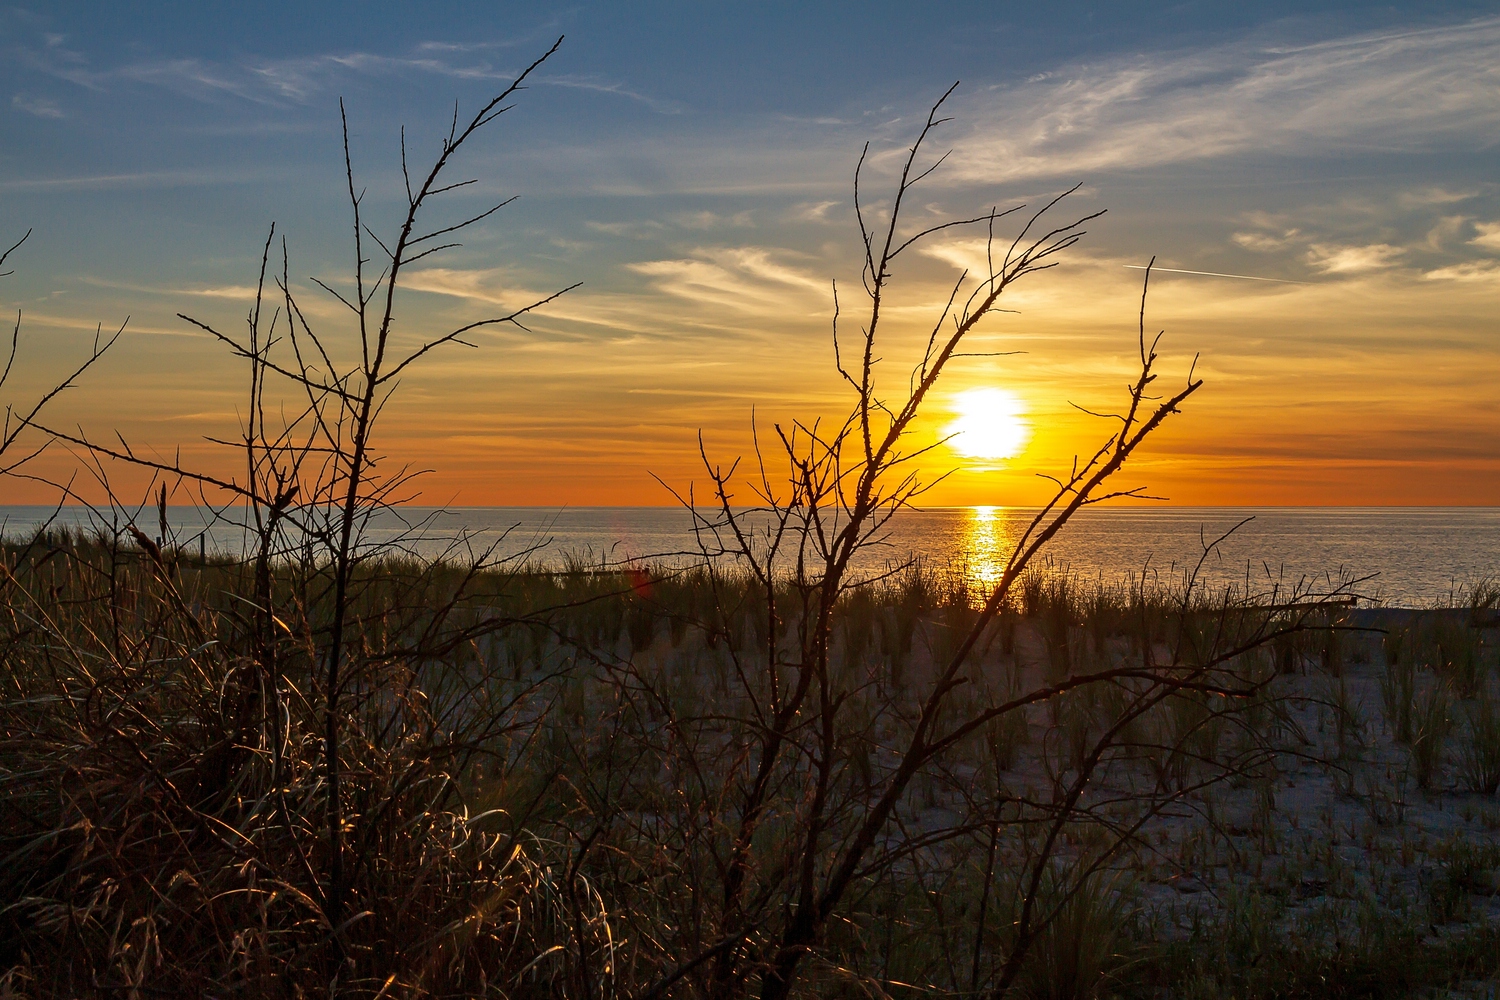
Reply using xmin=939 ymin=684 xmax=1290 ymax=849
xmin=3 ymin=522 xmax=1496 ymax=998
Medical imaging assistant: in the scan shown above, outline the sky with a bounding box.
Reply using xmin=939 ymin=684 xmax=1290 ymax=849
xmin=2 ymin=1 xmax=1498 ymax=507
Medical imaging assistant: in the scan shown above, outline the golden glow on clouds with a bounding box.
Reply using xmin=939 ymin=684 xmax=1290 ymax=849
xmin=945 ymin=388 xmax=1030 ymax=462
xmin=7 ymin=250 xmax=1498 ymax=507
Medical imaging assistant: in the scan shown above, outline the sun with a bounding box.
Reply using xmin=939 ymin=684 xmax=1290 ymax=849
xmin=944 ymin=387 xmax=1030 ymax=461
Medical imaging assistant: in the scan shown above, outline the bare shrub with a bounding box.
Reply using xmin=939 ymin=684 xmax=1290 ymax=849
xmin=0 ymin=40 xmax=589 ymax=997
xmin=538 ymin=90 xmax=1356 ymax=1000
xmin=0 ymin=228 xmax=118 ymax=476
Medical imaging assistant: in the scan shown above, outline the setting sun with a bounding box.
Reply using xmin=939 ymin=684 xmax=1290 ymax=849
xmin=945 ymin=388 xmax=1030 ymax=461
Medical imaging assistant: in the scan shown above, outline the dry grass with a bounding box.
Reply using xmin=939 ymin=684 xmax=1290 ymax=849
xmin=1 ymin=530 xmax=1497 ymax=998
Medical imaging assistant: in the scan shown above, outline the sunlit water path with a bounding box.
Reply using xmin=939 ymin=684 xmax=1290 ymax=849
xmin=2 ymin=505 xmax=1496 ymax=609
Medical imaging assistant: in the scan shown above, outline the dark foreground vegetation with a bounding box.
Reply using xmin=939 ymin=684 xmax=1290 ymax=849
xmin=3 ymin=39 xmax=1499 ymax=1000
xmin=1 ymin=534 xmax=1498 ymax=999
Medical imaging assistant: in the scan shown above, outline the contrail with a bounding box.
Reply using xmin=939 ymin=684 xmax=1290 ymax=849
xmin=1124 ymin=264 xmax=1309 ymax=284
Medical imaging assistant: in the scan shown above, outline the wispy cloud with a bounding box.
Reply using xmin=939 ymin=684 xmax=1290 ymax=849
xmin=792 ymin=200 xmax=840 ymax=222
xmin=14 ymin=23 xmax=527 ymax=104
xmin=585 ymin=219 xmax=664 ymax=238
xmin=1423 ymin=260 xmax=1500 ymax=283
xmin=1471 ymin=221 xmax=1500 ymax=251
xmin=1225 ymin=190 xmax=1500 ymax=279
xmin=1398 ymin=187 xmax=1483 ymax=208
xmin=540 ymin=74 xmax=684 ymax=114
xmin=78 ymin=276 xmax=263 ymax=300
xmin=0 ymin=168 xmax=274 ymax=192
xmin=454 ymin=17 xmax=1500 ymax=202
xmin=1233 ymin=229 xmax=1301 ymax=252
xmin=247 ymin=51 xmax=517 ymax=102
xmin=583 ymin=211 xmax=755 ymax=237
xmin=14 ymin=27 xmax=679 ymax=115
xmin=1424 ymin=215 xmax=1468 ymax=250
xmin=939 ymin=18 xmax=1500 ymax=183
xmin=412 ymin=39 xmax=536 ymax=56
xmin=628 ymin=247 xmax=828 ymax=318
xmin=1305 ymin=243 xmax=1405 ymax=274
xmin=667 ymin=210 xmax=755 ymax=229
xmin=409 ymin=248 xmax=837 ymax=347
xmin=401 ymin=267 xmax=518 ymax=308
xmin=12 ymin=93 xmax=63 ymax=118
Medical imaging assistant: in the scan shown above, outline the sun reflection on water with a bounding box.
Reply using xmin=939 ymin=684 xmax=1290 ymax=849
xmin=961 ymin=505 xmax=1022 ymax=594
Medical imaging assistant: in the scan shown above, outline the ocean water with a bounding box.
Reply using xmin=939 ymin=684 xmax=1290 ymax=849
xmin=2 ymin=505 xmax=1496 ymax=609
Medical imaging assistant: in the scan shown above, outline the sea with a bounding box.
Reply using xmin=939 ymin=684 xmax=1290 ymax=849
xmin=2 ymin=505 xmax=1497 ymax=609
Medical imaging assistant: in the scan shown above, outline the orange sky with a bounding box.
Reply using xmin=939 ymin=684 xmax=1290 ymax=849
xmin=8 ymin=249 xmax=1496 ymax=508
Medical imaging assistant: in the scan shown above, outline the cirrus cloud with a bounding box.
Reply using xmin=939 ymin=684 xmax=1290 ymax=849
xmin=939 ymin=18 xmax=1500 ymax=184
xmin=1305 ymin=243 xmax=1405 ymax=274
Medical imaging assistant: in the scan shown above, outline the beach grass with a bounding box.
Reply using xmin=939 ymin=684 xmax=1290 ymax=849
xmin=2 ymin=525 xmax=1497 ymax=997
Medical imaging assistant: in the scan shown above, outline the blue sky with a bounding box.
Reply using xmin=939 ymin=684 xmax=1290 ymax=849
xmin=3 ymin=2 xmax=1498 ymax=504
